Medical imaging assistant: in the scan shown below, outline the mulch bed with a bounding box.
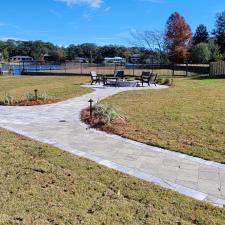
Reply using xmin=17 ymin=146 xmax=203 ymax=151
xmin=81 ymin=107 xmax=129 ymax=135
xmin=0 ymin=99 xmax=60 ymax=106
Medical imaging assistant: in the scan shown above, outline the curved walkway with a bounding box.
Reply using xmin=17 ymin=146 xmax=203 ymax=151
xmin=0 ymin=84 xmax=225 ymax=207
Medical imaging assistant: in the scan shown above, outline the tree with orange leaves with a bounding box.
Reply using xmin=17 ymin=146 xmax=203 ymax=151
xmin=165 ymin=12 xmax=192 ymax=63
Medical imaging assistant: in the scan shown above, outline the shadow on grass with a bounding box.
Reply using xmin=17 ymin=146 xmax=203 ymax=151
xmin=190 ymin=74 xmax=225 ymax=80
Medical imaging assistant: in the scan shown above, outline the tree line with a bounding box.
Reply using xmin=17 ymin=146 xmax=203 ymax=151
xmin=133 ymin=10 xmax=225 ymax=64
xmin=164 ymin=11 xmax=225 ymax=63
xmin=0 ymin=40 xmax=151 ymax=64
xmin=1 ymin=10 xmax=225 ymax=64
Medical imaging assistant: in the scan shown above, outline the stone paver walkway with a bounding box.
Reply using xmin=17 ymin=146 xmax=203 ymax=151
xmin=0 ymin=84 xmax=225 ymax=207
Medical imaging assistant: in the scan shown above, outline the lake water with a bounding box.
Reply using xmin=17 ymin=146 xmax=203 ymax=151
xmin=1 ymin=64 xmax=65 ymax=75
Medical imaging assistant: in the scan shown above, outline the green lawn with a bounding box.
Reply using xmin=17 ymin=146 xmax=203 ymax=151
xmin=104 ymin=78 xmax=225 ymax=163
xmin=0 ymin=75 xmax=92 ymax=101
xmin=0 ymin=128 xmax=225 ymax=225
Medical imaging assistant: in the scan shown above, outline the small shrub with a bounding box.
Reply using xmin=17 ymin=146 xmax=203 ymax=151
xmin=156 ymin=77 xmax=163 ymax=84
xmin=95 ymin=101 xmax=118 ymax=124
xmin=162 ymin=78 xmax=171 ymax=86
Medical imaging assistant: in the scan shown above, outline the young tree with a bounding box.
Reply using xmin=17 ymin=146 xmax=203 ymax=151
xmin=208 ymin=42 xmax=221 ymax=61
xmin=214 ymin=10 xmax=225 ymax=53
xmin=165 ymin=12 xmax=192 ymax=63
xmin=193 ymin=24 xmax=209 ymax=45
xmin=191 ymin=43 xmax=210 ymax=63
xmin=191 ymin=42 xmax=221 ymax=63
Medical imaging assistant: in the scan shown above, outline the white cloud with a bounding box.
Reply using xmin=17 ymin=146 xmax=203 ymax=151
xmin=56 ymin=0 xmax=103 ymax=8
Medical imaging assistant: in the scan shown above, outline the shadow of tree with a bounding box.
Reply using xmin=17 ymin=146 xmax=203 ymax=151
xmin=190 ymin=75 xmax=225 ymax=80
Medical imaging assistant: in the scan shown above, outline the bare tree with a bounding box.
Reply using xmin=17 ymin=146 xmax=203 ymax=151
xmin=130 ymin=29 xmax=166 ymax=61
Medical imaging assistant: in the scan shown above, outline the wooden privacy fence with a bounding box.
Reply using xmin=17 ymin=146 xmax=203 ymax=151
xmin=210 ymin=61 xmax=225 ymax=76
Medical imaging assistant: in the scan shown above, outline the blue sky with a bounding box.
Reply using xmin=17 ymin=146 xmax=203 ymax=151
xmin=0 ymin=0 xmax=224 ymax=46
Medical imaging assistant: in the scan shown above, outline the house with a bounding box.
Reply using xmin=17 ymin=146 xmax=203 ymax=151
xmin=130 ymin=54 xmax=142 ymax=63
xmin=10 ymin=56 xmax=33 ymax=62
xmin=104 ymin=57 xmax=126 ymax=65
xmin=74 ymin=57 xmax=88 ymax=63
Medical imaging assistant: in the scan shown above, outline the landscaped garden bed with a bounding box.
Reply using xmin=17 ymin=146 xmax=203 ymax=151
xmin=81 ymin=101 xmax=129 ymax=135
xmin=0 ymin=90 xmax=60 ymax=106
xmin=0 ymin=99 xmax=60 ymax=106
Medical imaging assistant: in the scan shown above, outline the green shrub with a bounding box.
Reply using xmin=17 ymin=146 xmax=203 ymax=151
xmin=191 ymin=42 xmax=221 ymax=63
xmin=95 ymin=101 xmax=118 ymax=124
xmin=191 ymin=43 xmax=211 ymax=63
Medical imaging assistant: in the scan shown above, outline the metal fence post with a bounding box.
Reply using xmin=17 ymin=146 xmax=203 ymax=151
xmin=173 ymin=64 xmax=175 ymax=77
xmin=186 ymin=62 xmax=188 ymax=76
xmin=171 ymin=64 xmax=174 ymax=86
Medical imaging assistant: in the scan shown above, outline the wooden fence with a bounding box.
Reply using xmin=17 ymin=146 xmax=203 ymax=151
xmin=210 ymin=61 xmax=225 ymax=76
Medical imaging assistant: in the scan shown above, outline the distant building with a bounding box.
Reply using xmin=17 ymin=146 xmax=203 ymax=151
xmin=104 ymin=57 xmax=126 ymax=65
xmin=74 ymin=57 xmax=88 ymax=63
xmin=10 ymin=56 xmax=33 ymax=62
xmin=130 ymin=54 xmax=141 ymax=63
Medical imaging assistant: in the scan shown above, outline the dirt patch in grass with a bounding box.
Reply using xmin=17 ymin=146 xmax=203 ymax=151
xmin=0 ymin=128 xmax=225 ymax=224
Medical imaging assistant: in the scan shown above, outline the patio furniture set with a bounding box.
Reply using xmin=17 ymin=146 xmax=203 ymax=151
xmin=90 ymin=71 xmax=158 ymax=87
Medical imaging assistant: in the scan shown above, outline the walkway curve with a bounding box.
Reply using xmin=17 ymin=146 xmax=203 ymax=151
xmin=0 ymin=84 xmax=225 ymax=208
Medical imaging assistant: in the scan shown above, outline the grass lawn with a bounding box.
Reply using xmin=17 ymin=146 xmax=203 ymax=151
xmin=0 ymin=75 xmax=92 ymax=101
xmin=0 ymin=128 xmax=225 ymax=225
xmin=103 ymin=78 xmax=225 ymax=163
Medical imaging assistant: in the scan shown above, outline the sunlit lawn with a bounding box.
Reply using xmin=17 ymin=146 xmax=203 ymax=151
xmin=0 ymin=128 xmax=225 ymax=224
xmin=0 ymin=75 xmax=92 ymax=101
xmin=104 ymin=77 xmax=225 ymax=163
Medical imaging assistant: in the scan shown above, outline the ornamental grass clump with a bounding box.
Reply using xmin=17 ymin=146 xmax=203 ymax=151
xmin=95 ymin=101 xmax=118 ymax=124
xmin=25 ymin=91 xmax=48 ymax=101
xmin=3 ymin=93 xmax=14 ymax=106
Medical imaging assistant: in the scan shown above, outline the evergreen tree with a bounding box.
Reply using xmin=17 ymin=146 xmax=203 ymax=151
xmin=214 ymin=10 xmax=225 ymax=52
xmin=193 ymin=24 xmax=209 ymax=45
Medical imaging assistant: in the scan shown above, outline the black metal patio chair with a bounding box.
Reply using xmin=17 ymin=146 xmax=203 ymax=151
xmin=140 ymin=71 xmax=157 ymax=86
xmin=103 ymin=70 xmax=125 ymax=87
